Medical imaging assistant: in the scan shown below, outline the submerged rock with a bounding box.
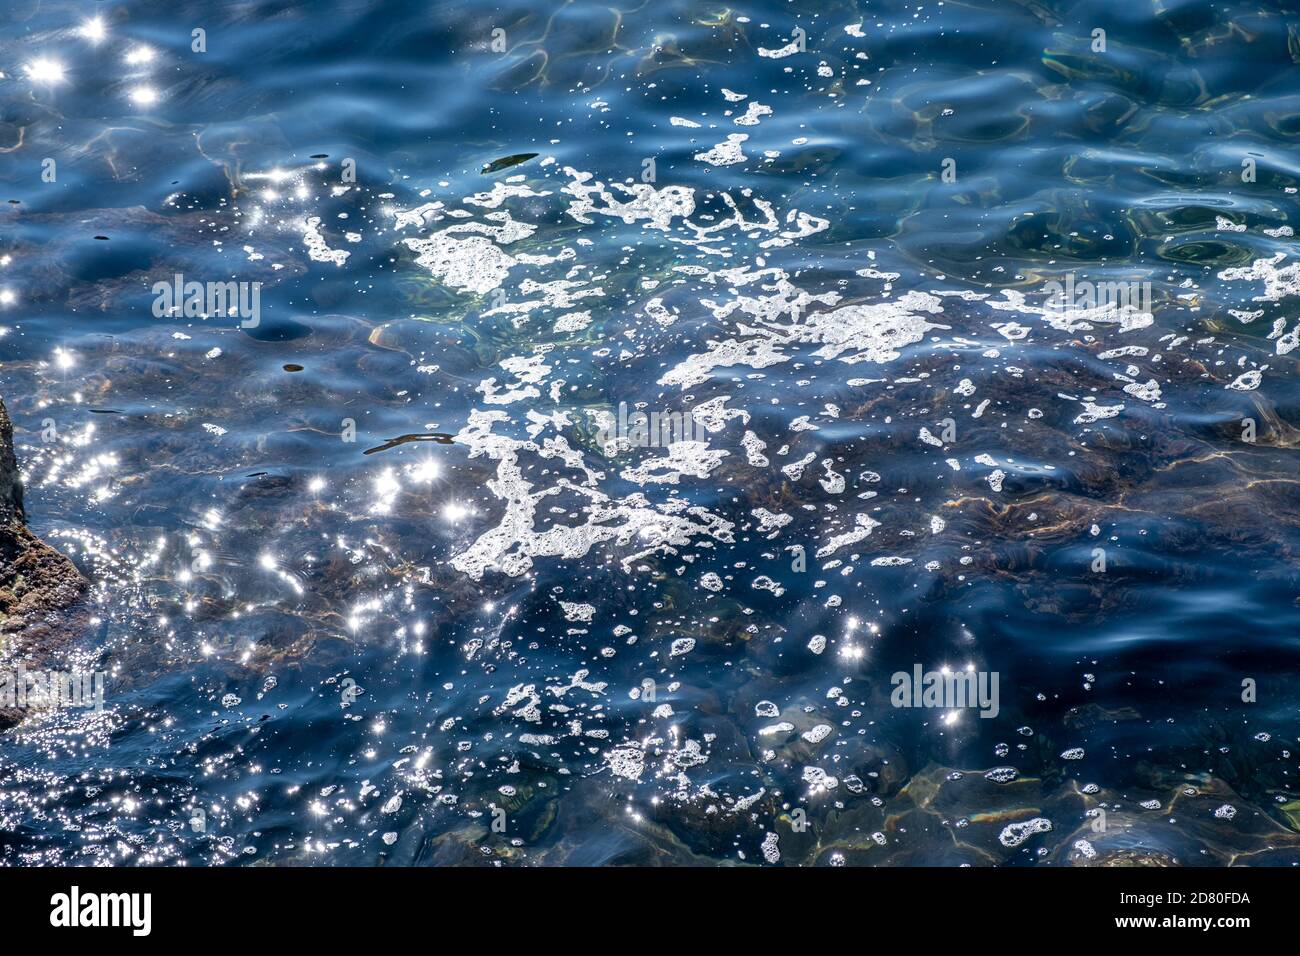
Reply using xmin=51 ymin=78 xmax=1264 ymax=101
xmin=0 ymin=397 xmax=88 ymax=660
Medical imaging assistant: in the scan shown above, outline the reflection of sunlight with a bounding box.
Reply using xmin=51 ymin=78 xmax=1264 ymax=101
xmin=43 ymin=450 xmax=119 ymax=501
xmin=369 ymin=468 xmax=400 ymax=514
xmin=25 ymin=58 xmax=66 ymax=84
xmin=255 ymin=168 xmax=292 ymax=184
xmin=77 ymin=16 xmax=107 ymax=43
xmin=124 ymin=45 xmax=155 ymax=66
xmin=405 ymin=458 xmax=440 ymax=483
xmin=258 ymin=552 xmax=304 ymax=596
xmin=73 ymin=422 xmax=94 ymax=446
xmin=347 ymin=596 xmax=383 ymax=633
xmin=129 ymin=85 xmax=159 ymax=107
xmin=241 ymin=164 xmax=337 ymax=226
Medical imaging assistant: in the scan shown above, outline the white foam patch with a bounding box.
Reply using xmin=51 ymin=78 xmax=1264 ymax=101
xmin=999 ymin=817 xmax=1052 ymax=847
xmin=694 ymin=134 xmax=749 ymax=167
xmin=735 ymin=102 xmax=773 ymax=126
xmin=659 ymin=292 xmax=944 ymax=389
xmin=403 ymin=233 xmax=516 ymax=294
xmin=620 ymin=441 xmax=729 ymax=485
xmin=816 ymin=514 xmax=880 ymax=558
xmin=302 ymin=217 xmax=350 ymax=266
xmin=464 ymin=181 xmax=551 ymax=209
xmin=1219 ymin=253 xmax=1300 ymax=302
xmin=477 ymin=354 xmax=552 ymax=405
xmin=1226 ymin=369 xmax=1262 ymax=391
xmin=988 ymin=288 xmax=1152 ymax=333
xmin=562 ymin=169 xmax=695 ymax=230
xmin=449 ymin=411 xmax=734 ymax=581
xmin=553 ymin=310 xmax=593 ymax=332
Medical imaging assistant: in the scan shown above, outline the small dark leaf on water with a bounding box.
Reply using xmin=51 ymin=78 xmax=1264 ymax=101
xmin=283 ymin=363 xmax=304 ymax=372
xmin=310 ymin=154 xmax=328 ymax=159
xmin=481 ymin=152 xmax=538 ymax=174
xmin=363 ymin=433 xmax=457 ymax=455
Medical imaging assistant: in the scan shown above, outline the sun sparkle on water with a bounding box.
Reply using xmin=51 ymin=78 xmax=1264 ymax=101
xmin=129 ymin=86 xmax=159 ymax=106
xmin=77 ymin=16 xmax=107 ymax=43
xmin=124 ymin=45 xmax=155 ymax=66
xmin=25 ymin=58 xmax=66 ymax=84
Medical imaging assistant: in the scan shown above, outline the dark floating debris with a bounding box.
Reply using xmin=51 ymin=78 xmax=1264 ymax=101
xmin=363 ymin=433 xmax=456 ymax=455
xmin=310 ymin=153 xmax=328 ymax=159
xmin=481 ymin=152 xmax=538 ymax=175
xmin=283 ymin=363 xmax=304 ymax=372
xmin=88 ymin=408 xmax=122 ymax=414
xmin=93 ymin=236 xmax=109 ymax=240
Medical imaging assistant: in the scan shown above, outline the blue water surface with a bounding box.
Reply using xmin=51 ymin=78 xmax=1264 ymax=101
xmin=1 ymin=0 xmax=1299 ymax=865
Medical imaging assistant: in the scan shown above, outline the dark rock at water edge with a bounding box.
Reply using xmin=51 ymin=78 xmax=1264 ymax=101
xmin=0 ymin=397 xmax=89 ymax=726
